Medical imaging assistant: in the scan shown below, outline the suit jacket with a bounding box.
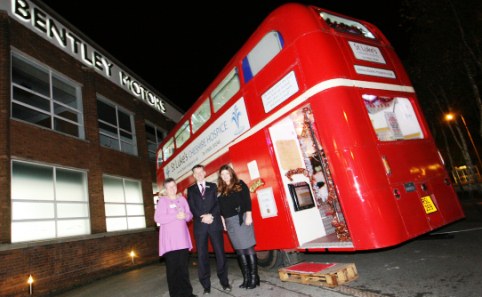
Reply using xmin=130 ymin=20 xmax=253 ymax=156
xmin=187 ymin=181 xmax=224 ymax=234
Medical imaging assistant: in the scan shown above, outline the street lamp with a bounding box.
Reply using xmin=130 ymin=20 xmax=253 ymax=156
xmin=444 ymin=112 xmax=482 ymax=170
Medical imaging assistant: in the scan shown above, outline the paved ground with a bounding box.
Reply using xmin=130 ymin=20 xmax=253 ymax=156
xmin=53 ymin=256 xmax=354 ymax=297
xmin=54 ymin=191 xmax=482 ymax=297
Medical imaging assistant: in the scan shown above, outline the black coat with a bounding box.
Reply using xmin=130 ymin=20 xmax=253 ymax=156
xmin=187 ymin=181 xmax=223 ymax=235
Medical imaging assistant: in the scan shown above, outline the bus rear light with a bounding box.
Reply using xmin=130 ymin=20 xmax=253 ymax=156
xmin=393 ymin=188 xmax=401 ymax=199
xmin=381 ymin=156 xmax=391 ymax=175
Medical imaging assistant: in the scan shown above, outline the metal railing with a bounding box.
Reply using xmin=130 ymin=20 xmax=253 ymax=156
xmin=451 ymin=165 xmax=482 ymax=185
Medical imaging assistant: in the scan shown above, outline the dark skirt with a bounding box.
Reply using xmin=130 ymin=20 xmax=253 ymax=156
xmin=225 ymin=214 xmax=256 ymax=249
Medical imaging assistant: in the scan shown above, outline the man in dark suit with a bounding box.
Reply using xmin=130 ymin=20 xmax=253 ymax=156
xmin=187 ymin=164 xmax=231 ymax=295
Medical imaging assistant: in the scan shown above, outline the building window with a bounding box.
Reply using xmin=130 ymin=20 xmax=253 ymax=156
xmin=97 ymin=96 xmax=137 ymax=155
xmin=145 ymin=122 xmax=166 ymax=161
xmin=103 ymin=175 xmax=145 ymax=232
xmin=11 ymin=161 xmax=90 ymax=243
xmin=11 ymin=52 xmax=84 ymax=138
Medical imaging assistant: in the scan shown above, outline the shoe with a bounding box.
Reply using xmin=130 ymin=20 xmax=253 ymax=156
xmin=203 ymin=288 xmax=210 ymax=295
xmin=222 ymin=284 xmax=232 ymax=292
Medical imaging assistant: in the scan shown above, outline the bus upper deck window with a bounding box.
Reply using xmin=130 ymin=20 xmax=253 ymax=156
xmin=156 ymin=150 xmax=163 ymax=168
xmin=175 ymin=121 xmax=190 ymax=148
xmin=162 ymin=137 xmax=174 ymax=160
xmin=363 ymin=95 xmax=424 ymax=141
xmin=211 ymin=68 xmax=240 ymax=112
xmin=319 ymin=11 xmax=375 ymax=39
xmin=191 ymin=98 xmax=211 ymax=133
xmin=242 ymin=31 xmax=284 ymax=83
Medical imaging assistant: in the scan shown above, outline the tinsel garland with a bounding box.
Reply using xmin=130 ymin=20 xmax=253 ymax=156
xmin=301 ymin=107 xmax=351 ymax=241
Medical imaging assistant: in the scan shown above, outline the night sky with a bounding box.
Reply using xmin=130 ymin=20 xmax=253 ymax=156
xmin=40 ymin=0 xmax=406 ymax=112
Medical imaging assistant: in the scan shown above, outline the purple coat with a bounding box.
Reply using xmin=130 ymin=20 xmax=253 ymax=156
xmin=154 ymin=195 xmax=193 ymax=256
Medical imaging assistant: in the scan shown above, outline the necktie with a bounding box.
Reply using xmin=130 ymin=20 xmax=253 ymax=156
xmin=200 ymin=184 xmax=205 ymax=196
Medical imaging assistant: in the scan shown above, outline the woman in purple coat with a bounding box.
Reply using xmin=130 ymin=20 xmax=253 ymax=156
xmin=154 ymin=177 xmax=197 ymax=297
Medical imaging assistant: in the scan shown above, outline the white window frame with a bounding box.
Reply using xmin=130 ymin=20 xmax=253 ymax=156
xmin=97 ymin=95 xmax=138 ymax=155
xmin=145 ymin=121 xmax=166 ymax=161
xmin=11 ymin=160 xmax=90 ymax=243
xmin=103 ymin=175 xmax=146 ymax=232
xmin=11 ymin=50 xmax=85 ymax=138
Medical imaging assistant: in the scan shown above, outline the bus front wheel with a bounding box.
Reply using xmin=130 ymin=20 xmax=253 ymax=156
xmin=256 ymin=250 xmax=304 ymax=270
xmin=256 ymin=250 xmax=283 ymax=269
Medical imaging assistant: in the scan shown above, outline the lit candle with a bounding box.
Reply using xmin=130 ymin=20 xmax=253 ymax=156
xmin=27 ymin=275 xmax=34 ymax=295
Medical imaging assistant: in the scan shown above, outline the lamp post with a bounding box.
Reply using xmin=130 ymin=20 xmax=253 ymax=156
xmin=445 ymin=113 xmax=482 ymax=170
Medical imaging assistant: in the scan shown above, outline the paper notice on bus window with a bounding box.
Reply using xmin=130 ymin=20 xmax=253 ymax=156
xmin=247 ymin=160 xmax=260 ymax=179
xmin=274 ymin=140 xmax=303 ymax=170
xmin=257 ymin=187 xmax=278 ymax=218
xmin=261 ymin=71 xmax=299 ymax=113
xmin=270 ymin=118 xmax=304 ymax=171
xmin=384 ymin=112 xmax=404 ymax=139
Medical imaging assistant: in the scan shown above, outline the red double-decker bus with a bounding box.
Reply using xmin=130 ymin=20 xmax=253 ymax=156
xmin=156 ymin=3 xmax=464 ymax=266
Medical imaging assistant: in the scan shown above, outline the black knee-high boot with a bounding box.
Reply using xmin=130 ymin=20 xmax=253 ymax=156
xmin=237 ymin=254 xmax=249 ymax=288
xmin=246 ymin=254 xmax=259 ymax=289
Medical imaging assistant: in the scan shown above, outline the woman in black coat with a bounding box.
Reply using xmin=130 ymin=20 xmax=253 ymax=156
xmin=217 ymin=164 xmax=259 ymax=289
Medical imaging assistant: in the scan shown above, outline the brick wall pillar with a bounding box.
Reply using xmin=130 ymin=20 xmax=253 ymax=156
xmin=134 ymin=105 xmax=157 ymax=227
xmin=82 ymin=69 xmax=107 ymax=233
xmin=0 ymin=12 xmax=12 ymax=243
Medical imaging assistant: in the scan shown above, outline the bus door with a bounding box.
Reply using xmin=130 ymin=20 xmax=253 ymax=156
xmin=268 ymin=105 xmax=352 ymax=249
xmin=227 ymin=129 xmax=298 ymax=251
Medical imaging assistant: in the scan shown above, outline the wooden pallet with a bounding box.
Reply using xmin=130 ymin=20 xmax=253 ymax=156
xmin=278 ymin=262 xmax=358 ymax=288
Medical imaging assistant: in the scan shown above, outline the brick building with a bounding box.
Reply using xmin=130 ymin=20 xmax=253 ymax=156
xmin=0 ymin=1 xmax=183 ymax=296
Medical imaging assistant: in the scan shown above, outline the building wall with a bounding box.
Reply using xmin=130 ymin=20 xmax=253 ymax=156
xmin=0 ymin=231 xmax=159 ymax=297
xmin=0 ymin=2 xmax=177 ymax=295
